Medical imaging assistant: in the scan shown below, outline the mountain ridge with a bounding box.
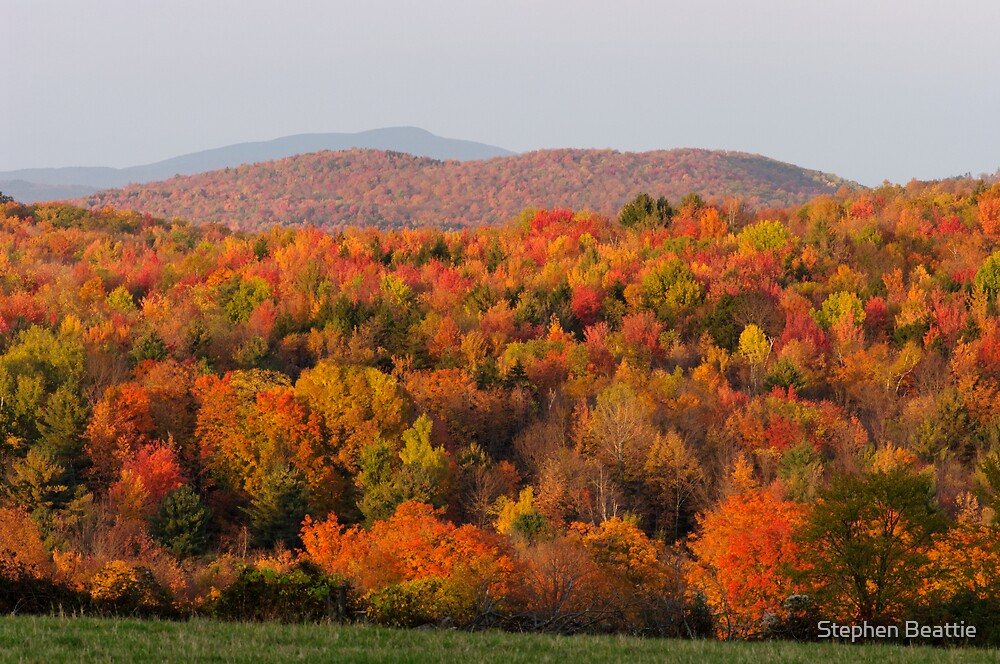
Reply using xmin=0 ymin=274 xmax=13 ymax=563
xmin=75 ymin=147 xmax=858 ymax=231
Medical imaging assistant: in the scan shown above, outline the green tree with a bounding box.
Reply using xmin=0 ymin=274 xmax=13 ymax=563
xmin=225 ymin=277 xmax=272 ymax=323
xmin=974 ymin=250 xmax=1000 ymax=297
xmin=153 ymin=485 xmax=210 ymax=557
xmin=778 ymin=442 xmax=823 ymax=501
xmin=815 ymin=291 xmax=865 ymax=329
xmin=737 ymin=219 xmax=790 ymax=253
xmin=357 ymin=438 xmax=402 ymax=523
xmin=1 ymin=448 xmax=75 ymax=529
xmin=618 ymin=192 xmax=672 ymax=228
xmin=700 ymin=294 xmax=743 ymax=351
xmin=642 ymin=259 xmax=703 ymax=320
xmin=763 ymin=358 xmax=806 ymax=392
xmin=1 ymin=327 xmax=85 ymax=380
xmin=106 ymin=286 xmax=137 ymax=312
xmin=395 ymin=414 xmax=451 ymax=507
xmin=129 ymin=330 xmax=169 ymax=365
xmin=36 ymin=382 xmax=89 ymax=463
xmin=976 ymin=451 xmax=1000 ymax=520
xmin=245 ymin=466 xmax=308 ymax=549
xmin=679 ymin=192 xmax=705 ymax=212
xmin=803 ymin=467 xmax=946 ymax=621
xmin=494 ymin=486 xmax=547 ymax=542
xmin=914 ymin=389 xmax=979 ymax=463
xmin=356 ymin=416 xmax=452 ymax=523
xmin=0 ymin=370 xmax=44 ymax=447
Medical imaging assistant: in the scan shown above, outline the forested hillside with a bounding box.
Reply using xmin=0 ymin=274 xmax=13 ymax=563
xmin=3 ymin=179 xmax=1000 ymax=640
xmin=76 ymin=148 xmax=851 ymax=231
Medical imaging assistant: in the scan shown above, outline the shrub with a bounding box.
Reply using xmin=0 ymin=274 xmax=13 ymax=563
xmin=210 ymin=562 xmax=348 ymax=623
xmin=364 ymin=575 xmax=477 ymax=628
xmin=760 ymin=594 xmax=823 ymax=641
xmin=88 ymin=560 xmax=175 ymax=617
xmin=0 ymin=556 xmax=89 ymax=615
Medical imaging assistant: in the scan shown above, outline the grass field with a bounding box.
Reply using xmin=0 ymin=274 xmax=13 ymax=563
xmin=0 ymin=616 xmax=994 ymax=664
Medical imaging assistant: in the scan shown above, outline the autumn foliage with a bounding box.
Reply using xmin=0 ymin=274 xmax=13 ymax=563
xmin=687 ymin=482 xmax=809 ymax=638
xmin=3 ymin=178 xmax=1000 ymax=640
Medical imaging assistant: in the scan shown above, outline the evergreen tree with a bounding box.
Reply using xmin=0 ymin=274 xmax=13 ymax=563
xmin=36 ymin=382 xmax=89 ymax=464
xmin=245 ymin=467 xmax=308 ymax=549
xmin=679 ymin=192 xmax=705 ymax=211
xmin=618 ymin=192 xmax=673 ymax=228
xmin=2 ymin=448 xmax=72 ymax=518
xmin=129 ymin=330 xmax=169 ymax=365
xmin=153 ymin=485 xmax=210 ymax=557
xmin=356 ymin=417 xmax=451 ymax=524
xmin=976 ymin=452 xmax=1000 ymax=519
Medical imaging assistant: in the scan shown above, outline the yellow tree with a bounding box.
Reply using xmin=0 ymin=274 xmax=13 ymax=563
xmin=737 ymin=324 xmax=771 ymax=393
xmin=295 ymin=361 xmax=409 ymax=472
xmin=643 ymin=431 xmax=705 ymax=540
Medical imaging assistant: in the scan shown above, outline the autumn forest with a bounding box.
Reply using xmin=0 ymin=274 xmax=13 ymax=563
xmin=2 ymin=178 xmax=1000 ymax=643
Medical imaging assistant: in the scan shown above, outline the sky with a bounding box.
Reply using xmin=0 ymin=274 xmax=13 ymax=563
xmin=3 ymin=0 xmax=999 ymax=186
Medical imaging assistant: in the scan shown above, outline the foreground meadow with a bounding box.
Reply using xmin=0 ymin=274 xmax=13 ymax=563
xmin=0 ymin=616 xmax=994 ymax=664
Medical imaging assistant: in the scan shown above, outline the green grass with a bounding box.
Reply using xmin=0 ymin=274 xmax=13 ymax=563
xmin=0 ymin=616 xmax=994 ymax=663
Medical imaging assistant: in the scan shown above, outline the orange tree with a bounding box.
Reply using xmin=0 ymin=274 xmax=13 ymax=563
xmin=571 ymin=517 xmax=687 ymax=635
xmin=300 ymin=501 xmax=513 ymax=626
xmin=686 ymin=485 xmax=809 ymax=639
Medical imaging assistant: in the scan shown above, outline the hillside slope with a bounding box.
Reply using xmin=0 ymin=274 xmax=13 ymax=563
xmin=78 ymin=148 xmax=854 ymax=230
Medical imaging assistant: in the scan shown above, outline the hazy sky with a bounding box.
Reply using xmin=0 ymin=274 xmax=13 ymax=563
xmin=4 ymin=0 xmax=999 ymax=185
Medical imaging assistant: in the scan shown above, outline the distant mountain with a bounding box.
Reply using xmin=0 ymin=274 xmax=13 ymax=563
xmin=76 ymin=148 xmax=855 ymax=231
xmin=0 ymin=127 xmax=515 ymax=202
xmin=0 ymin=180 xmax=101 ymax=202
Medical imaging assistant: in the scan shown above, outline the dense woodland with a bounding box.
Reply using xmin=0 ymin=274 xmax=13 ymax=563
xmin=77 ymin=148 xmax=849 ymax=231
xmin=3 ymin=179 xmax=1000 ymax=640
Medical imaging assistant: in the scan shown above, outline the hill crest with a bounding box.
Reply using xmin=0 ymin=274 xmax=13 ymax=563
xmin=76 ymin=147 xmax=855 ymax=230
